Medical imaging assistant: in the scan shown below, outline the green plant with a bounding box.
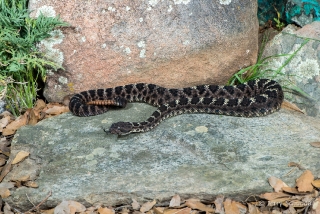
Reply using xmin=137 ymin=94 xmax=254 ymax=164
xmin=273 ymin=6 xmax=285 ymax=31
xmin=228 ymin=33 xmax=309 ymax=85
xmin=0 ymin=0 xmax=68 ymax=116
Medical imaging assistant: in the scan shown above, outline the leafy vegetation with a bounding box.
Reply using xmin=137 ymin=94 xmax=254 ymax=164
xmin=0 ymin=0 xmax=68 ymax=116
xmin=227 ymin=33 xmax=309 ymax=86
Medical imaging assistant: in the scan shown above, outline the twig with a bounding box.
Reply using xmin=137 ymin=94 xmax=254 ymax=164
xmin=24 ymin=190 xmax=52 ymax=213
xmin=26 ymin=193 xmax=36 ymax=207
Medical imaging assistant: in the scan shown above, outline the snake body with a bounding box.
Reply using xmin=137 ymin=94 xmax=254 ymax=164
xmin=69 ymin=79 xmax=284 ymax=135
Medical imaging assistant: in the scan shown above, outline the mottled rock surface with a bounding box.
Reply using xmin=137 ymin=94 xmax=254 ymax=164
xmin=262 ymin=22 xmax=320 ymax=117
xmin=28 ymin=0 xmax=259 ymax=102
xmin=4 ymin=103 xmax=320 ymax=210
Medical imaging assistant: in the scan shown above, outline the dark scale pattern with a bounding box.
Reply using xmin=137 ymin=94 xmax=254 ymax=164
xmin=69 ymin=79 xmax=284 ymax=135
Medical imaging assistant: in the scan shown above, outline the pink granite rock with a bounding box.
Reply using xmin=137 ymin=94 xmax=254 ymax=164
xmin=29 ymin=0 xmax=259 ymax=102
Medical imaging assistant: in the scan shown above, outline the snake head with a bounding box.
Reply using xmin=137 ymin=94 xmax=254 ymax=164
xmin=109 ymin=122 xmax=133 ymax=135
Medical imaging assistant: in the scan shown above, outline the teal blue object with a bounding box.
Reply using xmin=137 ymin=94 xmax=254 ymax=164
xmin=258 ymin=0 xmax=286 ymax=25
xmin=258 ymin=0 xmax=320 ymax=26
xmin=286 ymin=0 xmax=320 ymax=25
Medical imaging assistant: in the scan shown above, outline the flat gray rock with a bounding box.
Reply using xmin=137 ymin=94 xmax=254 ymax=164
xmin=4 ymin=103 xmax=320 ymax=210
xmin=262 ymin=22 xmax=320 ymax=117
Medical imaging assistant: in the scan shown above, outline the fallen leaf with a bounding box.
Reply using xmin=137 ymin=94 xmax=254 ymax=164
xmin=282 ymin=187 xmax=311 ymax=195
xmin=312 ymin=180 xmax=320 ymax=188
xmin=34 ymin=99 xmax=46 ymax=111
xmin=132 ymin=199 xmax=140 ymax=210
xmin=223 ymin=198 xmax=246 ymax=214
xmin=310 ymin=142 xmax=320 ymax=148
xmin=41 ymin=208 xmax=54 ymax=214
xmin=268 ymin=176 xmax=288 ymax=192
xmin=0 ymin=138 xmax=11 ymax=154
xmin=312 ymin=198 xmax=320 ymax=213
xmin=281 ymin=100 xmax=304 ymax=114
xmin=14 ymin=175 xmax=30 ymax=182
xmin=0 ymin=111 xmax=13 ymax=118
xmin=185 ymin=198 xmax=214 ymax=212
xmin=296 ymin=170 xmax=314 ymax=192
xmin=213 ymin=195 xmax=224 ymax=214
xmin=2 ymin=114 xmax=28 ymax=136
xmin=260 ymin=192 xmax=291 ymax=201
xmin=0 ymin=116 xmax=10 ymax=131
xmin=45 ymin=105 xmax=69 ymax=115
xmin=247 ymin=203 xmax=261 ymax=214
xmin=27 ymin=109 xmax=39 ymax=125
xmin=163 ymin=208 xmax=191 ymax=214
xmin=153 ymin=207 xmax=165 ymax=214
xmin=140 ymin=200 xmax=157 ymax=213
xmin=0 ymin=157 xmax=7 ymax=166
xmin=0 ymin=188 xmax=10 ymax=198
xmin=98 ymin=207 xmax=115 ymax=214
xmin=0 ymin=182 xmax=14 ymax=199
xmin=23 ymin=181 xmax=39 ymax=188
xmin=119 ymin=208 xmax=130 ymax=214
xmin=12 ymin=151 xmax=30 ymax=164
xmin=169 ymin=194 xmax=181 ymax=207
xmin=0 ymin=160 xmax=12 ymax=182
xmin=4 ymin=202 xmax=14 ymax=214
xmin=54 ymin=201 xmax=86 ymax=214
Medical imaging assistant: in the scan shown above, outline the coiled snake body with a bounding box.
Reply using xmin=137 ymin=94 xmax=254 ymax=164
xmin=69 ymin=79 xmax=284 ymax=135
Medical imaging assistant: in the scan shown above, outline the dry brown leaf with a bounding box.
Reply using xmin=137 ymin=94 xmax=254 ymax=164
xmin=140 ymin=200 xmax=157 ymax=213
xmin=268 ymin=176 xmax=288 ymax=192
xmin=260 ymin=192 xmax=291 ymax=201
xmin=0 ymin=182 xmax=14 ymax=199
xmin=0 ymin=111 xmax=13 ymax=118
xmin=311 ymin=197 xmax=320 ymax=213
xmin=132 ymin=199 xmax=140 ymax=210
xmin=281 ymin=100 xmax=304 ymax=114
xmin=4 ymin=202 xmax=14 ymax=214
xmin=54 ymin=201 xmax=86 ymax=214
xmin=310 ymin=142 xmax=320 ymax=148
xmin=14 ymin=175 xmax=30 ymax=182
xmin=169 ymin=194 xmax=181 ymax=207
xmin=45 ymin=105 xmax=69 ymax=115
xmin=214 ymin=195 xmax=224 ymax=214
xmin=247 ymin=203 xmax=261 ymax=214
xmin=12 ymin=151 xmax=30 ymax=164
xmin=0 ymin=157 xmax=7 ymax=166
xmin=153 ymin=207 xmax=165 ymax=214
xmin=23 ymin=181 xmax=39 ymax=188
xmin=312 ymin=180 xmax=320 ymax=188
xmin=282 ymin=187 xmax=311 ymax=195
xmin=296 ymin=170 xmax=314 ymax=192
xmin=119 ymin=208 xmax=130 ymax=214
xmin=163 ymin=208 xmax=191 ymax=214
xmin=34 ymin=99 xmax=46 ymax=111
xmin=0 ymin=160 xmax=12 ymax=182
xmin=223 ymin=198 xmax=247 ymax=214
xmin=0 ymin=188 xmax=10 ymax=198
xmin=27 ymin=109 xmax=39 ymax=125
xmin=2 ymin=114 xmax=28 ymax=136
xmin=98 ymin=207 xmax=115 ymax=214
xmin=0 ymin=116 xmax=11 ymax=131
xmin=0 ymin=138 xmax=11 ymax=154
xmin=40 ymin=208 xmax=54 ymax=214
xmin=185 ymin=199 xmax=214 ymax=212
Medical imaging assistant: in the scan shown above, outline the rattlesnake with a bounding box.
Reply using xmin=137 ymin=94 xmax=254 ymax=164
xmin=69 ymin=79 xmax=284 ymax=135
